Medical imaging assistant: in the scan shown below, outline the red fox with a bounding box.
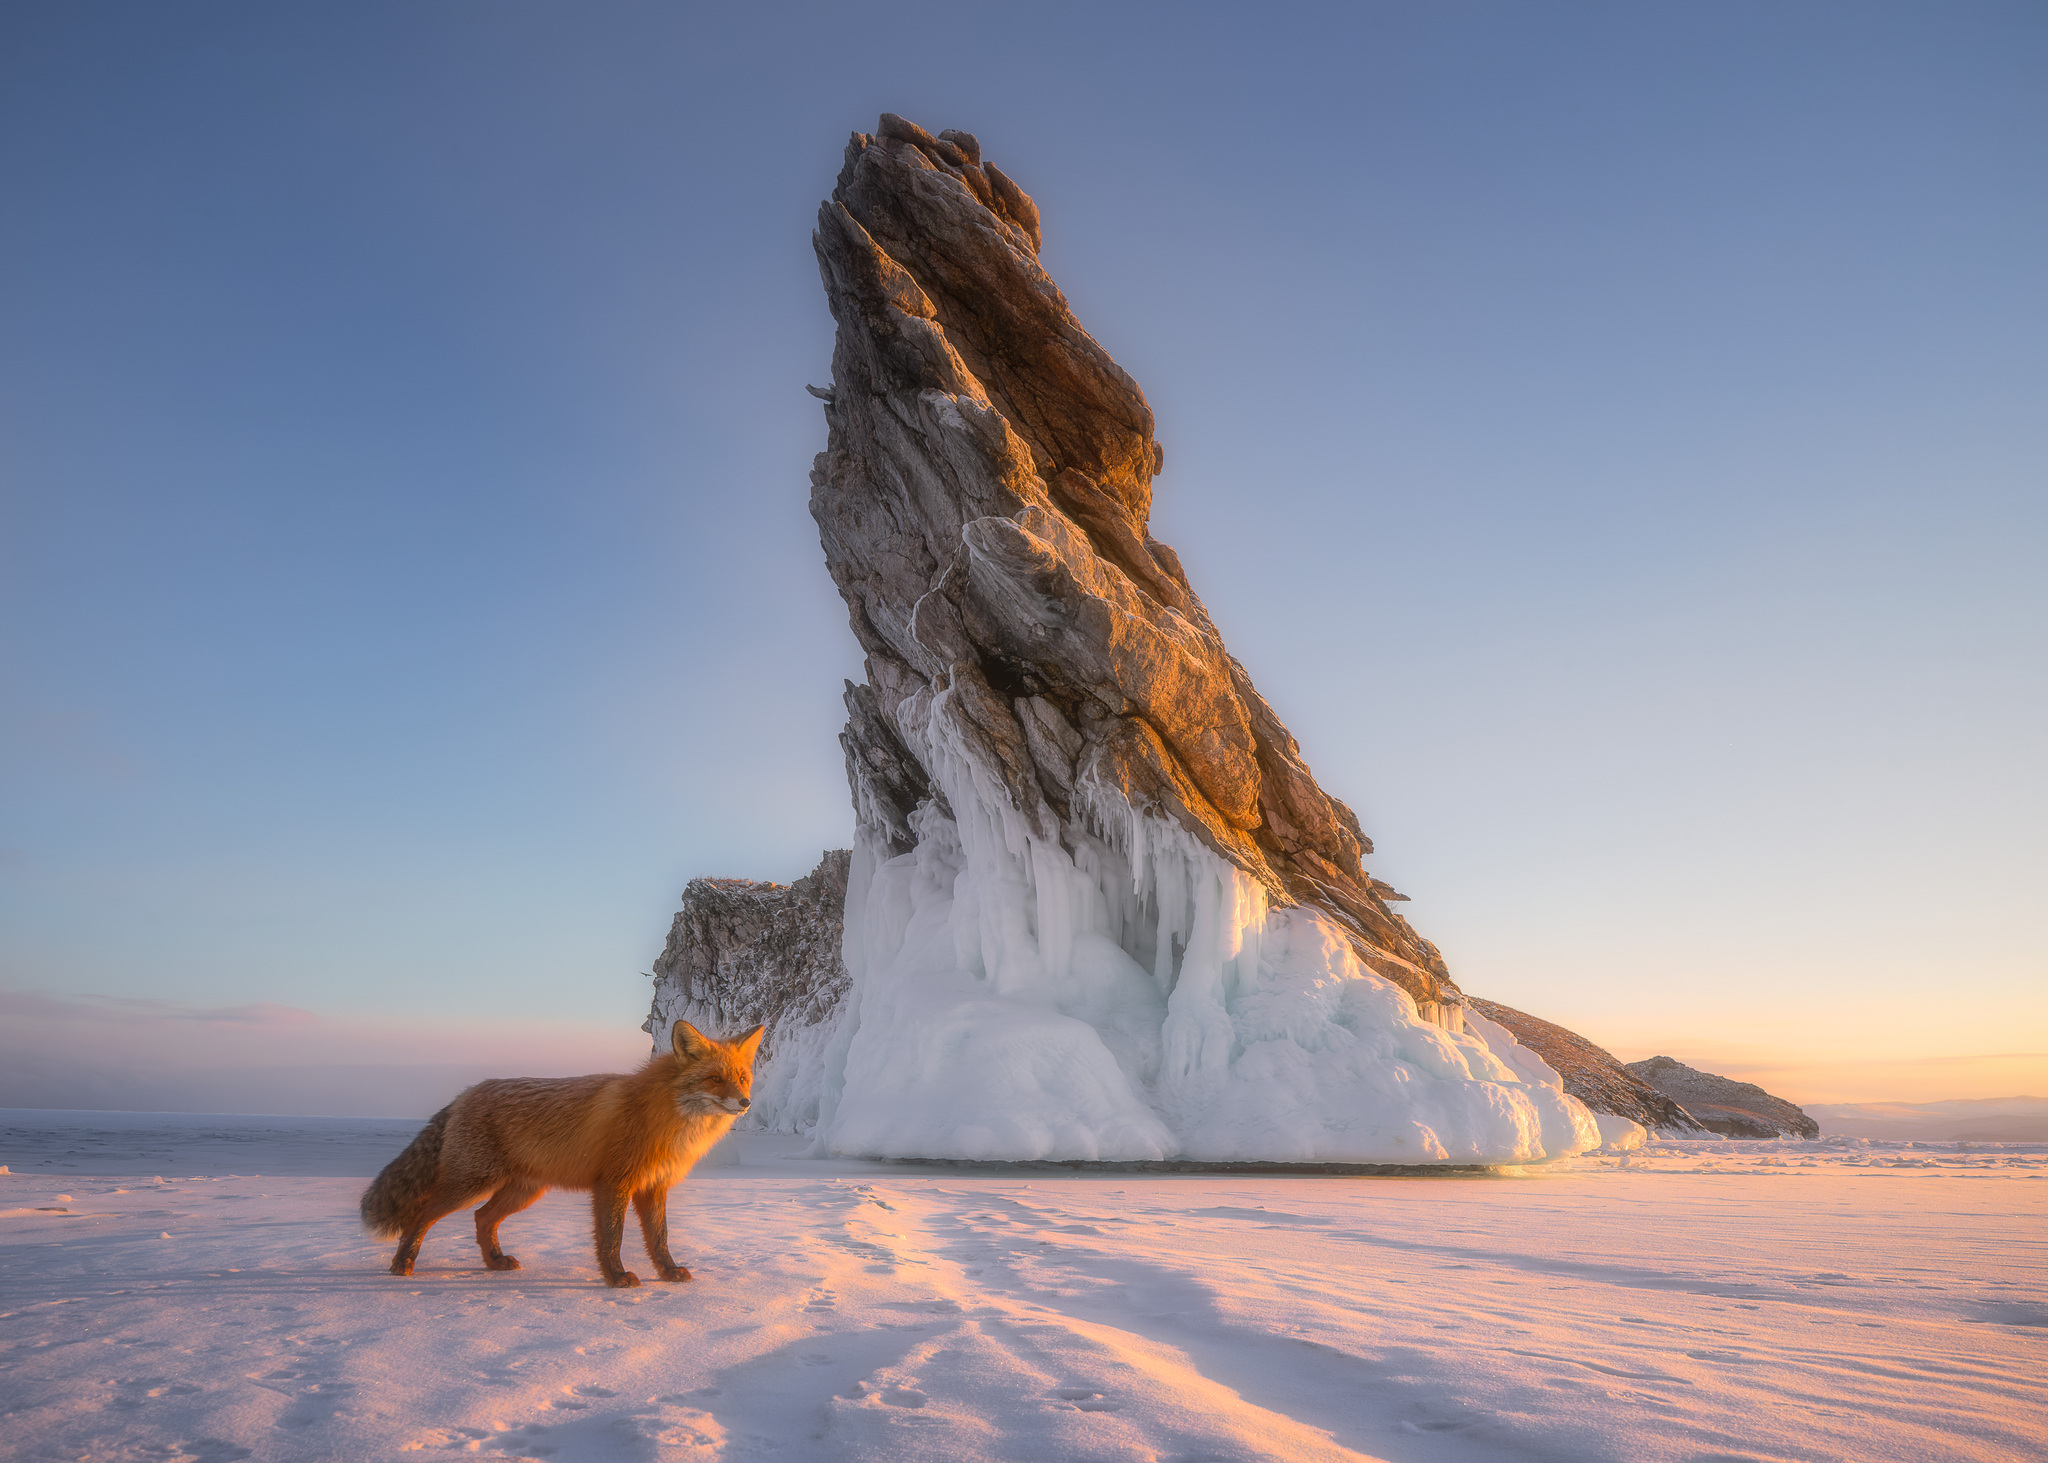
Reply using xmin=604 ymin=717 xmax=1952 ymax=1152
xmin=359 ymin=1020 xmax=764 ymax=1287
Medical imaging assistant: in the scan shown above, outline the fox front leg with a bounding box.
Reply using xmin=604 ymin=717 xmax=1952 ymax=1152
xmin=632 ymin=1186 xmax=690 ymax=1282
xmin=591 ymin=1183 xmax=639 ymax=1288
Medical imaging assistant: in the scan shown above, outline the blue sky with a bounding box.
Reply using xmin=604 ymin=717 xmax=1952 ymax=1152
xmin=3 ymin=2 xmax=2043 ymax=1111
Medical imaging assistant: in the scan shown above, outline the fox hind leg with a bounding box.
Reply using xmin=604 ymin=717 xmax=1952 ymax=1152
xmin=390 ymin=1178 xmax=482 ymax=1276
xmin=474 ymin=1179 xmax=546 ymax=1271
xmin=633 ymin=1186 xmax=689 ymax=1282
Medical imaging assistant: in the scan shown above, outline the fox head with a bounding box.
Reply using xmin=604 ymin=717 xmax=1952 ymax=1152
xmin=668 ymin=1019 xmax=765 ymax=1118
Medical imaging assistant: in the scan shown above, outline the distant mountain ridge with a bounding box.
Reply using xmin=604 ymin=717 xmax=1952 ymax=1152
xmin=1803 ymin=1096 xmax=2048 ymax=1143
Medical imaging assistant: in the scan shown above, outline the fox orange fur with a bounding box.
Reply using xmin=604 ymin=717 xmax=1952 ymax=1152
xmin=359 ymin=1020 xmax=764 ymax=1287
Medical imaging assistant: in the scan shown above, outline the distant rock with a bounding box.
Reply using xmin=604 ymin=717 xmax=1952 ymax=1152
xmin=642 ymin=851 xmax=850 ymax=1134
xmin=1627 ymin=1056 xmax=1818 ymax=1139
xmin=1465 ymin=1000 xmax=1706 ymax=1136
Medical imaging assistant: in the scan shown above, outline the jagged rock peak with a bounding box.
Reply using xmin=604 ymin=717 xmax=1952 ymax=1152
xmin=1628 ymin=1055 xmax=1819 ymax=1140
xmin=811 ymin=113 xmax=1453 ymax=1009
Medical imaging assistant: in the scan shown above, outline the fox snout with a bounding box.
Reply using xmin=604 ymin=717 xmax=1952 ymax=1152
xmin=679 ymin=1092 xmax=750 ymax=1116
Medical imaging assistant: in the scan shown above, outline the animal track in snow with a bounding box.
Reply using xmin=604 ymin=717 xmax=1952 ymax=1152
xmin=1050 ymin=1386 xmax=1123 ymax=1411
xmin=107 ymin=1376 xmax=203 ymax=1410
xmin=400 ymin=1422 xmax=556 ymax=1455
xmin=146 ymin=1442 xmax=251 ymax=1462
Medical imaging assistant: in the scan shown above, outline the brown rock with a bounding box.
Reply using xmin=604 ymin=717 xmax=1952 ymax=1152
xmin=810 ymin=115 xmax=1456 ymax=1009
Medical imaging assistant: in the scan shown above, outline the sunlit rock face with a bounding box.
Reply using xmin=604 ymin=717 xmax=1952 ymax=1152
xmin=803 ymin=115 xmax=1599 ymax=1164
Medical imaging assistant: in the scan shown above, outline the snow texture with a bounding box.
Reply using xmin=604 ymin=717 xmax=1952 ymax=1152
xmin=3 ymin=1111 xmax=2043 ymax=1463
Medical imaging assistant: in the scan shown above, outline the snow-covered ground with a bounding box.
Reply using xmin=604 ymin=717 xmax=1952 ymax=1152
xmin=3 ymin=1112 xmax=2043 ymax=1462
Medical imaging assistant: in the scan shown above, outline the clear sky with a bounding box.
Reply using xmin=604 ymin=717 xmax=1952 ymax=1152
xmin=3 ymin=2 xmax=2043 ymax=1115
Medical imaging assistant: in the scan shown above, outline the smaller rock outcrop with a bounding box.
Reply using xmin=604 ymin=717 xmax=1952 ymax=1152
xmin=1466 ymin=999 xmax=1706 ymax=1136
xmin=1627 ymin=1056 xmax=1818 ymax=1139
xmin=642 ymin=851 xmax=851 ymax=1132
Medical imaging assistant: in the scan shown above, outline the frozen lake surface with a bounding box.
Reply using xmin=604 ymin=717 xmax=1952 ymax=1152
xmin=1 ymin=1108 xmax=431 ymax=1178
xmin=2 ymin=1111 xmax=2043 ymax=1461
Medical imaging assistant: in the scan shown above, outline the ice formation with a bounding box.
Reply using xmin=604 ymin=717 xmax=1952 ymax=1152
xmin=794 ymin=114 xmax=1600 ymax=1164
xmin=813 ymin=745 xmax=1595 ymax=1163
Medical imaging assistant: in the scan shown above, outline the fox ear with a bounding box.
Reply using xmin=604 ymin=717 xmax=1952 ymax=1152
xmin=734 ymin=1024 xmax=766 ymax=1062
xmin=671 ymin=1020 xmax=711 ymax=1057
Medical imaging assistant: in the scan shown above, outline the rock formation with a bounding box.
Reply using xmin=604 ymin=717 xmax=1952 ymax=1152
xmin=812 ymin=115 xmax=1456 ymax=1017
xmin=779 ymin=114 xmax=1602 ymax=1163
xmin=1627 ymin=1056 xmax=1818 ymax=1139
xmin=1465 ymin=999 xmax=1707 ymax=1136
xmin=641 ymin=851 xmax=850 ymax=1133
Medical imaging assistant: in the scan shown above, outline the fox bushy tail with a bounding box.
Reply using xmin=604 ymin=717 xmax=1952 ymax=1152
xmin=360 ymin=1105 xmax=452 ymax=1238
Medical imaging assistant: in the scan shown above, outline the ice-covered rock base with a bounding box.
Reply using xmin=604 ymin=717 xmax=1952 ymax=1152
xmin=805 ymin=723 xmax=1598 ymax=1164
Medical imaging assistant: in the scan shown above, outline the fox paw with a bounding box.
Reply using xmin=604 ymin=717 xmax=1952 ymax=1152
xmin=655 ymin=1265 xmax=692 ymax=1283
xmin=484 ymin=1254 xmax=521 ymax=1271
xmin=390 ymin=1260 xmax=415 ymax=1277
xmin=605 ymin=1270 xmax=642 ymax=1288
